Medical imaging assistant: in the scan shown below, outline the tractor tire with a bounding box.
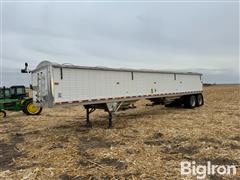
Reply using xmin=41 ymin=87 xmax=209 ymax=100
xmin=0 ymin=110 xmax=6 ymax=118
xmin=23 ymin=99 xmax=42 ymax=115
xmin=184 ymin=95 xmax=196 ymax=109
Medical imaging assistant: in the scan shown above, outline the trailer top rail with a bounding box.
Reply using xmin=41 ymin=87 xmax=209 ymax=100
xmin=33 ymin=61 xmax=202 ymax=76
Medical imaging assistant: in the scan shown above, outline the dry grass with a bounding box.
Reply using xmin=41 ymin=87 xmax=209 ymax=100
xmin=0 ymin=85 xmax=239 ymax=179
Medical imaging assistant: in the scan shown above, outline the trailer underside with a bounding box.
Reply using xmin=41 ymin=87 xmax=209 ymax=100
xmin=80 ymin=92 xmax=204 ymax=128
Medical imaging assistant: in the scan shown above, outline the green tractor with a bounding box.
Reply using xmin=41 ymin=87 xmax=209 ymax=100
xmin=0 ymin=86 xmax=42 ymax=118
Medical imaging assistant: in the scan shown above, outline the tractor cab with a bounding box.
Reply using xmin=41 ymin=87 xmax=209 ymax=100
xmin=0 ymin=87 xmax=11 ymax=99
xmin=9 ymin=86 xmax=27 ymax=99
xmin=0 ymin=86 xmax=27 ymax=100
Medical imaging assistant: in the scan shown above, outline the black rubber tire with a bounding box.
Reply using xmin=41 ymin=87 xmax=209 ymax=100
xmin=0 ymin=110 xmax=6 ymax=118
xmin=22 ymin=101 xmax=28 ymax=115
xmin=184 ymin=95 xmax=197 ymax=109
xmin=196 ymin=94 xmax=204 ymax=106
xmin=22 ymin=108 xmax=27 ymax=115
xmin=22 ymin=99 xmax=30 ymax=115
xmin=23 ymin=99 xmax=42 ymax=115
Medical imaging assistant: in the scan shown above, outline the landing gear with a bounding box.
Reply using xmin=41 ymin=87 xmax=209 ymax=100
xmin=84 ymin=105 xmax=95 ymax=127
xmin=107 ymin=110 xmax=112 ymax=128
xmin=84 ymin=104 xmax=113 ymax=128
xmin=83 ymin=101 xmax=137 ymax=128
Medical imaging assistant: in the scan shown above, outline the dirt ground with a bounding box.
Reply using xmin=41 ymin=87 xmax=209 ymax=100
xmin=0 ymin=85 xmax=239 ymax=179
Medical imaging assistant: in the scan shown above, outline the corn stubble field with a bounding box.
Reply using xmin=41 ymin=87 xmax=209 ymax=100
xmin=0 ymin=85 xmax=239 ymax=179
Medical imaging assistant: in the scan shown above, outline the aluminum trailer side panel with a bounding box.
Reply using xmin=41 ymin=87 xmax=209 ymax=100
xmin=52 ymin=67 xmax=202 ymax=104
xmin=32 ymin=62 xmax=202 ymax=107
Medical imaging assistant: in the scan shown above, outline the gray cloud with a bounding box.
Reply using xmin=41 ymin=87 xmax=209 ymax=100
xmin=1 ymin=2 xmax=239 ymax=86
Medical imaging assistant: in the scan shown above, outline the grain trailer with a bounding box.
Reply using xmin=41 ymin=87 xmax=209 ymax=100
xmin=31 ymin=61 xmax=204 ymax=127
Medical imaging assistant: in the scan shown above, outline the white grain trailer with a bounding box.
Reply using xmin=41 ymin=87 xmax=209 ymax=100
xmin=31 ymin=61 xmax=204 ymax=127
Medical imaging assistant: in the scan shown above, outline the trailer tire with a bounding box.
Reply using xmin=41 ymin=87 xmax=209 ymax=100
xmin=196 ymin=94 xmax=204 ymax=106
xmin=184 ymin=95 xmax=196 ymax=108
xmin=0 ymin=110 xmax=6 ymax=118
xmin=23 ymin=100 xmax=42 ymax=115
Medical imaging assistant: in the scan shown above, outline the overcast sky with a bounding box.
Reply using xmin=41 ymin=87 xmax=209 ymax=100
xmin=1 ymin=1 xmax=239 ymax=86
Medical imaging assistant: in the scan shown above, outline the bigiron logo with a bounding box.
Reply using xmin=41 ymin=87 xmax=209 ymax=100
xmin=180 ymin=161 xmax=237 ymax=179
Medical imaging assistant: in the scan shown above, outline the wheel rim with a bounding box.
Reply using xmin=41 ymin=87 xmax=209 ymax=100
xmin=27 ymin=103 xmax=41 ymax=114
xmin=0 ymin=111 xmax=5 ymax=118
xmin=191 ymin=96 xmax=196 ymax=107
xmin=198 ymin=95 xmax=202 ymax=105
